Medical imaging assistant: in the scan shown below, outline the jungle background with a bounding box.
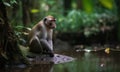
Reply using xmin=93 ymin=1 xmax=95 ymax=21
xmin=0 ymin=0 xmax=120 ymax=71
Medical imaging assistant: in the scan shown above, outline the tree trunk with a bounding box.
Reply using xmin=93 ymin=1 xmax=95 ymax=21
xmin=21 ymin=0 xmax=31 ymax=27
xmin=76 ymin=0 xmax=83 ymax=9
xmin=11 ymin=0 xmax=20 ymax=25
xmin=0 ymin=0 xmax=28 ymax=67
xmin=63 ymin=0 xmax=72 ymax=15
xmin=115 ymin=0 xmax=120 ymax=42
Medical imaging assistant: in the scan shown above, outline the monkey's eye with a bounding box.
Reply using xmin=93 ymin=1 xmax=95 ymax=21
xmin=49 ymin=23 xmax=52 ymax=26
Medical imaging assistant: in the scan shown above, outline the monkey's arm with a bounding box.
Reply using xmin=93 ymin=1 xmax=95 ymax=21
xmin=40 ymin=39 xmax=54 ymax=57
xmin=47 ymin=30 xmax=53 ymax=50
xmin=48 ymin=40 xmax=53 ymax=50
xmin=40 ymin=39 xmax=53 ymax=53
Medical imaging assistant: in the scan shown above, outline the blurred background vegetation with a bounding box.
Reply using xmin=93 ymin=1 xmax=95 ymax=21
xmin=1 ymin=0 xmax=120 ymax=45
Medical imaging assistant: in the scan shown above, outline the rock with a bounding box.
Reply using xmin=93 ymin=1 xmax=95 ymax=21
xmin=27 ymin=54 xmax=75 ymax=64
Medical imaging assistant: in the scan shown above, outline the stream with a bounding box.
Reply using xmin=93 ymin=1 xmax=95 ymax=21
xmin=0 ymin=48 xmax=120 ymax=72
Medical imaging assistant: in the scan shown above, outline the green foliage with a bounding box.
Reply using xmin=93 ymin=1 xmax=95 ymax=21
xmin=4 ymin=0 xmax=117 ymax=38
xmin=3 ymin=0 xmax=17 ymax=7
xmin=39 ymin=0 xmax=63 ymax=17
xmin=56 ymin=9 xmax=117 ymax=37
xmin=82 ymin=0 xmax=94 ymax=13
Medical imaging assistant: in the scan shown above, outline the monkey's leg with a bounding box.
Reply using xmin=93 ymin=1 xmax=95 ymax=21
xmin=40 ymin=39 xmax=54 ymax=57
xmin=29 ymin=38 xmax=43 ymax=53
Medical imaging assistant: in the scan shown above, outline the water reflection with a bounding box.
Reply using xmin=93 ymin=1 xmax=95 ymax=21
xmin=23 ymin=63 xmax=54 ymax=72
xmin=53 ymin=51 xmax=120 ymax=72
xmin=0 ymin=54 xmax=74 ymax=72
xmin=0 ymin=50 xmax=120 ymax=72
xmin=0 ymin=63 xmax=54 ymax=72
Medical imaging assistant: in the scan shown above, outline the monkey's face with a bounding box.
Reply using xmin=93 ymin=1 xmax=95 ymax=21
xmin=44 ymin=16 xmax=56 ymax=29
xmin=47 ymin=19 xmax=56 ymax=29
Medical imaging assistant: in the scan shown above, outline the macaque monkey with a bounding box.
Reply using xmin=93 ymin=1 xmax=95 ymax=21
xmin=28 ymin=15 xmax=56 ymax=57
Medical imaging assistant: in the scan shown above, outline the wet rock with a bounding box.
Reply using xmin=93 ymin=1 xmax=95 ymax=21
xmin=27 ymin=54 xmax=75 ymax=64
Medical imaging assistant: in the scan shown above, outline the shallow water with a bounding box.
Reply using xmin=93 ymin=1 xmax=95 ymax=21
xmin=0 ymin=50 xmax=120 ymax=72
xmin=53 ymin=51 xmax=120 ymax=72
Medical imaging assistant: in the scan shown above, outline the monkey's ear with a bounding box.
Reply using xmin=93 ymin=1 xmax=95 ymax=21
xmin=43 ymin=17 xmax=47 ymax=22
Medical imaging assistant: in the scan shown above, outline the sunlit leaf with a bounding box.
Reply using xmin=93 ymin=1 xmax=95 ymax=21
xmin=30 ymin=9 xmax=39 ymax=13
xmin=26 ymin=27 xmax=32 ymax=31
xmin=84 ymin=49 xmax=91 ymax=52
xmin=105 ymin=48 xmax=110 ymax=54
xmin=4 ymin=2 xmax=11 ymax=7
xmin=72 ymin=1 xmax=77 ymax=9
xmin=1 ymin=52 xmax=8 ymax=59
xmin=84 ymin=31 xmax=91 ymax=37
xmin=10 ymin=0 xmax=17 ymax=4
xmin=99 ymin=0 xmax=114 ymax=9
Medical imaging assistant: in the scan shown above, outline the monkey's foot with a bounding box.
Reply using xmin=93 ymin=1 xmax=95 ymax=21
xmin=42 ymin=52 xmax=54 ymax=57
xmin=49 ymin=53 xmax=54 ymax=57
